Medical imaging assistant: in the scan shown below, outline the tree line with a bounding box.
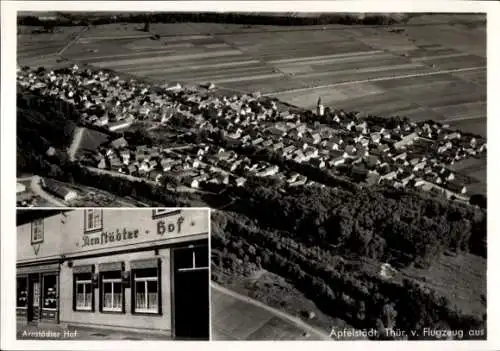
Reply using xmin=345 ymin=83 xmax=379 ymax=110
xmin=18 ymin=13 xmax=412 ymax=28
xmin=211 ymin=210 xmax=486 ymax=340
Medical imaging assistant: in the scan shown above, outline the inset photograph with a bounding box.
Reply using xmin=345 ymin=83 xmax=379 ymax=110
xmin=16 ymin=208 xmax=210 ymax=340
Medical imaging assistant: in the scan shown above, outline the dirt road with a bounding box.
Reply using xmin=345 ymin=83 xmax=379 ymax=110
xmin=211 ymin=282 xmax=331 ymax=341
xmin=68 ymin=126 xmax=84 ymax=161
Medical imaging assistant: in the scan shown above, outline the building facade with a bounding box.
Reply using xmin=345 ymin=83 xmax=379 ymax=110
xmin=16 ymin=208 xmax=210 ymax=340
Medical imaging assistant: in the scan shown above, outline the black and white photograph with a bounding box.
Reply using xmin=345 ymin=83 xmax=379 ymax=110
xmin=16 ymin=208 xmax=210 ymax=340
xmin=3 ymin=1 xmax=496 ymax=348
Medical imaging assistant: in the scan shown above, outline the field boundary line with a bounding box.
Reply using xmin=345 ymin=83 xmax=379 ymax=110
xmin=267 ymin=50 xmax=384 ymax=65
xmin=57 ymin=26 xmax=90 ymax=56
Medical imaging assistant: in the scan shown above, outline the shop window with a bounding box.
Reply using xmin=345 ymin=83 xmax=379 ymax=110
xmin=74 ymin=273 xmax=94 ymax=311
xmin=152 ymin=209 xmax=180 ymax=219
xmin=84 ymin=209 xmax=103 ymax=233
xmin=42 ymin=275 xmax=57 ymax=310
xmin=100 ymin=271 xmax=123 ymax=313
xmin=132 ymin=268 xmax=160 ymax=314
xmin=17 ymin=277 xmax=28 ymax=308
xmin=31 ymin=219 xmax=44 ymax=244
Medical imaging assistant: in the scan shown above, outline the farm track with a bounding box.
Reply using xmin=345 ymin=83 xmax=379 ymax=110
xmin=57 ymin=25 xmax=90 ymax=56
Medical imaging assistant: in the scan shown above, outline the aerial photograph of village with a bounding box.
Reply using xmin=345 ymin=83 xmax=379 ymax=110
xmin=16 ymin=11 xmax=487 ymax=341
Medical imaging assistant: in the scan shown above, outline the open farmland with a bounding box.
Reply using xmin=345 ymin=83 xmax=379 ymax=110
xmin=35 ymin=15 xmax=485 ymax=138
xmin=17 ymin=25 xmax=86 ymax=68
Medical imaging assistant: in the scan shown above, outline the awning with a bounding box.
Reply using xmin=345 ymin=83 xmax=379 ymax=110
xmin=72 ymin=264 xmax=94 ymax=274
xmin=98 ymin=262 xmax=123 ymax=272
xmin=130 ymin=258 xmax=160 ymax=270
xmin=17 ymin=263 xmax=60 ymax=275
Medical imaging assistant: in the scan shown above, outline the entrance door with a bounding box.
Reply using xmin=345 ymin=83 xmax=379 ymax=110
xmin=173 ymin=245 xmax=209 ymax=340
xmin=27 ymin=274 xmax=41 ymax=323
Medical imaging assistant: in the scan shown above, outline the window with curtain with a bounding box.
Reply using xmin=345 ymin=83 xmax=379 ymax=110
xmin=133 ymin=268 xmax=159 ymax=314
xmin=101 ymin=271 xmax=123 ymax=312
xmin=74 ymin=273 xmax=93 ymax=311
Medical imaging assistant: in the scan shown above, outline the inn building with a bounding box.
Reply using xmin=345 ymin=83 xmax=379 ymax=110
xmin=16 ymin=208 xmax=210 ymax=340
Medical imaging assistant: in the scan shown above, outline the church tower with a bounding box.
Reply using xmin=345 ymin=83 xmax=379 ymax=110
xmin=317 ymin=97 xmax=324 ymax=117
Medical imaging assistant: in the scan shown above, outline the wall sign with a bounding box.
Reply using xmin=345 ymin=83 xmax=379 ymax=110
xmin=157 ymin=216 xmax=184 ymax=236
xmin=81 ymin=216 xmax=185 ymax=248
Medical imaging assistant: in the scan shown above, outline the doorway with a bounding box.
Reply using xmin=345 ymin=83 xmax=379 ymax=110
xmin=172 ymin=244 xmax=209 ymax=340
xmin=27 ymin=274 xmax=41 ymax=323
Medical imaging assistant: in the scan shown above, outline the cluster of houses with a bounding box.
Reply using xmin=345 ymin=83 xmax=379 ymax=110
xmin=17 ymin=64 xmax=187 ymax=132
xmin=18 ymin=65 xmax=486 ymax=200
xmin=188 ymin=95 xmax=486 ymax=199
xmin=83 ymin=135 xmax=323 ymax=191
xmin=150 ymin=84 xmax=484 ymax=199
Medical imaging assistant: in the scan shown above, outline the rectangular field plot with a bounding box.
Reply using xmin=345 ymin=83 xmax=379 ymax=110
xmin=291 ymin=64 xmax=435 ymax=88
xmin=305 ymin=55 xmax=415 ymax=73
xmin=407 ymin=46 xmax=464 ymax=60
xmin=143 ymin=66 xmax=281 ymax=87
xmin=310 ymin=92 xmax=417 ymax=117
xmin=448 ymin=118 xmax=486 ymax=137
xmin=81 ymin=23 xmax=159 ymax=38
xmin=17 ymin=55 xmax=61 ymax=69
xmin=85 ymin=49 xmax=246 ymax=69
xmin=64 ymin=38 xmax=143 ymax=58
xmin=406 ymin=25 xmax=486 ymax=57
xmin=224 ymin=76 xmax=308 ymax=95
xmin=271 ymin=82 xmax=385 ymax=109
xmin=451 ymin=69 xmax=487 ymax=87
xmin=372 ymin=72 xmax=464 ymax=90
xmin=385 ymin=106 xmax=444 ymax=122
xmin=124 ymin=59 xmax=265 ymax=77
xmin=417 ymin=54 xmax=486 ymax=71
xmin=272 ymin=89 xmax=348 ymax=109
xmin=432 ymin=101 xmax=486 ymax=121
xmin=356 ymin=34 xmax=419 ymax=53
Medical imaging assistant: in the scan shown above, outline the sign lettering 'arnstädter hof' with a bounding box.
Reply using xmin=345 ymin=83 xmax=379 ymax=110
xmin=82 ymin=216 xmax=185 ymax=248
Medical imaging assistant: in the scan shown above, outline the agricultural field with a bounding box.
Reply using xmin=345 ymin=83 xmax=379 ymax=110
xmin=17 ymin=25 xmax=85 ymax=68
xmin=211 ymin=283 xmax=325 ymax=341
